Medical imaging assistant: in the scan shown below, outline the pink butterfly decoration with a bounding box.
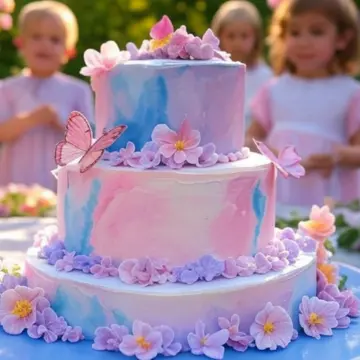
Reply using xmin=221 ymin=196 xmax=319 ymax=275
xmin=253 ymin=139 xmax=305 ymax=179
xmin=55 ymin=111 xmax=127 ymax=173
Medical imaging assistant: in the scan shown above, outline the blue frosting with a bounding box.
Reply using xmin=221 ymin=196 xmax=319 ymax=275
xmin=109 ymin=71 xmax=169 ymax=152
xmin=64 ymin=178 xmax=101 ymax=255
xmin=112 ymin=310 xmax=130 ymax=328
xmin=52 ymin=286 xmax=106 ymax=338
xmin=251 ymin=180 xmax=267 ymax=254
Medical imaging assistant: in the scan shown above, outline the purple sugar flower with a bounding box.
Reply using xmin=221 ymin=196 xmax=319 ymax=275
xmin=126 ymin=40 xmax=152 ymax=60
xmin=39 ymin=240 xmax=65 ymax=265
xmin=250 ymin=302 xmax=293 ymax=350
xmin=295 ymin=234 xmax=317 ymax=253
xmin=254 ymin=253 xmax=272 ymax=274
xmin=188 ymin=320 xmax=229 ymax=359
xmin=93 ymin=324 xmax=129 ymax=351
xmin=299 ymin=296 xmax=339 ymax=339
xmin=0 ymin=286 xmax=50 ymax=335
xmin=282 ymin=239 xmax=300 ymax=264
xmin=218 ymin=314 xmax=253 ymax=352
xmin=119 ymin=320 xmax=162 ymax=360
xmin=268 ymin=256 xmax=288 ymax=271
xmin=154 ymin=325 xmax=182 ymax=356
xmin=222 ymin=258 xmax=240 ymax=279
xmin=196 ymin=143 xmax=219 ymax=168
xmin=342 ymin=290 xmax=360 ymax=317
xmin=236 ymin=256 xmax=256 ymax=277
xmin=185 ymin=36 xmax=214 ymax=60
xmin=90 ymin=257 xmax=119 ymax=278
xmin=197 ymin=255 xmax=225 ymax=281
xmin=62 ymin=326 xmax=84 ymax=343
xmin=277 ymin=227 xmax=296 ymax=241
xmin=167 ymin=25 xmax=192 ymax=59
xmin=55 ymin=251 xmax=76 ymax=272
xmin=170 ymin=263 xmax=200 ymax=284
xmin=118 ymin=258 xmax=170 ymax=286
xmin=127 ymin=142 xmax=161 ymax=169
xmin=27 ymin=307 xmax=67 ymax=343
xmin=0 ymin=274 xmax=27 ymax=294
xmin=73 ymin=254 xmax=102 ymax=273
xmin=109 ymin=142 xmax=136 ymax=166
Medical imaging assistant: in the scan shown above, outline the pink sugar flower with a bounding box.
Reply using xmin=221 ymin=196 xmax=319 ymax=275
xmin=299 ymin=296 xmax=339 ymax=339
xmin=236 ymin=256 xmax=257 ymax=277
xmin=0 ymin=286 xmax=50 ymax=335
xmin=299 ymin=205 xmax=336 ymax=242
xmin=187 ymin=320 xmax=229 ymax=359
xmin=0 ymin=13 xmax=12 ymax=31
xmin=152 ymin=120 xmax=202 ymax=166
xmin=249 ymin=302 xmax=293 ymax=350
xmin=342 ymin=290 xmax=360 ymax=317
xmin=167 ymin=25 xmax=193 ymax=59
xmin=119 ymin=320 xmax=163 ymax=360
xmin=149 ymin=15 xmax=174 ymax=52
xmin=90 ymin=257 xmax=119 ymax=278
xmin=218 ymin=314 xmax=253 ymax=352
xmin=80 ymin=41 xmax=130 ymax=78
xmin=109 ymin=142 xmax=136 ymax=166
xmin=222 ymin=258 xmax=240 ymax=279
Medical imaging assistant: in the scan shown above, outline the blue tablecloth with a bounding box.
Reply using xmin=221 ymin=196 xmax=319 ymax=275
xmin=1 ymin=262 xmax=360 ymax=360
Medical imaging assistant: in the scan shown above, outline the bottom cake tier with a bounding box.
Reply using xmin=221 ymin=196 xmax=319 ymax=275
xmin=25 ymin=248 xmax=316 ymax=343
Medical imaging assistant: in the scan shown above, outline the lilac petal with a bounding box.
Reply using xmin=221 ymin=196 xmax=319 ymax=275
xmin=185 ymin=147 xmax=203 ymax=165
xmin=207 ymin=329 xmax=229 ymax=347
xmin=119 ymin=335 xmax=138 ymax=356
xmin=44 ymin=330 xmax=58 ymax=343
xmin=1 ymin=314 xmax=27 ymax=335
xmin=202 ymin=29 xmax=220 ymax=48
xmin=160 ymin=144 xmax=177 ymax=158
xmin=164 ymin=342 xmax=182 ymax=356
xmin=195 ymin=321 xmax=206 ymax=338
xmin=203 ymin=345 xmax=225 ymax=360
xmin=218 ymin=317 xmax=230 ymax=330
xmin=254 ymin=253 xmax=272 ymax=274
xmin=174 ymin=150 xmax=187 ymax=164
xmin=152 ymin=124 xmax=177 ymax=145
xmin=187 ymin=333 xmax=201 ymax=353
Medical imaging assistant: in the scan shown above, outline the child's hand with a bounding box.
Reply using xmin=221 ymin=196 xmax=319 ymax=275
xmin=30 ymin=105 xmax=59 ymax=126
xmin=302 ymin=153 xmax=335 ymax=177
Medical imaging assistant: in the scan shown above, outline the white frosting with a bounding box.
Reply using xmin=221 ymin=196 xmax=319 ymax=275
xmin=122 ymin=59 xmax=245 ymax=68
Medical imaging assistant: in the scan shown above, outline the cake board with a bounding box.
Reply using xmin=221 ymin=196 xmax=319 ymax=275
xmin=0 ymin=262 xmax=359 ymax=360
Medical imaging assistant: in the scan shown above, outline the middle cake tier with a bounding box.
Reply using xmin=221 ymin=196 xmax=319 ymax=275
xmin=57 ymin=153 xmax=275 ymax=266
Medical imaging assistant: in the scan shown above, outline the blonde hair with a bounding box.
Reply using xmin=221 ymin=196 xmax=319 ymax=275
xmin=269 ymin=0 xmax=360 ymax=75
xmin=18 ymin=1 xmax=78 ymax=50
xmin=211 ymin=0 xmax=263 ymax=65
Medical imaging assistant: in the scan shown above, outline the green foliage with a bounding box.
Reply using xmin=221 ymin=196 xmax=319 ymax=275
xmin=0 ymin=0 xmax=272 ymax=79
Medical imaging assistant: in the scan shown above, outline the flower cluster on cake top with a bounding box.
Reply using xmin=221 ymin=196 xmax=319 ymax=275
xmin=104 ymin=119 xmax=250 ymax=170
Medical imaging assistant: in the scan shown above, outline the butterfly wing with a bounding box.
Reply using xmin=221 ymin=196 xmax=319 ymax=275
xmin=278 ymin=146 xmax=305 ymax=178
xmin=64 ymin=111 xmax=93 ymax=150
xmin=79 ymin=125 xmax=127 ymax=173
xmin=55 ymin=140 xmax=86 ymax=166
xmin=54 ymin=111 xmax=93 ymax=167
xmin=253 ymin=139 xmax=289 ymax=177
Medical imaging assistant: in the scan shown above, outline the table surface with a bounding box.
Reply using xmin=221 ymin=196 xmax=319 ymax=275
xmin=0 ymin=262 xmax=359 ymax=359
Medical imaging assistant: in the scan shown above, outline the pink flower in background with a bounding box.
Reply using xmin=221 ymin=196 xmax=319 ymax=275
xmin=149 ymin=15 xmax=174 ymax=52
xmin=299 ymin=296 xmax=339 ymax=339
xmin=299 ymin=205 xmax=336 ymax=242
xmin=119 ymin=320 xmax=163 ymax=360
xmin=152 ymin=120 xmax=202 ymax=167
xmin=0 ymin=286 xmax=50 ymax=335
xmin=33 ymin=225 xmax=59 ymax=248
xmin=250 ymin=302 xmax=293 ymax=350
xmin=267 ymin=0 xmax=283 ymax=9
xmin=218 ymin=314 xmax=253 ymax=352
xmin=187 ymin=320 xmax=229 ymax=359
xmin=0 ymin=13 xmax=12 ymax=31
xmin=0 ymin=0 xmax=15 ymax=13
xmin=80 ymin=41 xmax=130 ymax=77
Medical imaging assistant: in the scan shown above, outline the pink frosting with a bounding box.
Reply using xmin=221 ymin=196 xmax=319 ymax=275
xmin=57 ymin=156 xmax=275 ymax=266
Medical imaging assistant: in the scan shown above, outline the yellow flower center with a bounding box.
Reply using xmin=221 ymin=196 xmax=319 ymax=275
xmin=174 ymin=140 xmax=185 ymax=151
xmin=308 ymin=312 xmax=322 ymax=325
xmin=263 ymin=321 xmax=275 ymax=334
xmin=306 ymin=220 xmax=328 ymax=232
xmin=136 ymin=336 xmax=151 ymax=350
xmin=200 ymin=336 xmax=208 ymax=346
xmin=150 ymin=34 xmax=172 ymax=51
xmin=12 ymin=300 xmax=32 ymax=318
xmin=318 ymin=263 xmax=337 ymax=284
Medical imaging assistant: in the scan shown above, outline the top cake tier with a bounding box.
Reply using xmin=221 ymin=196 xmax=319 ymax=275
xmin=93 ymin=59 xmax=246 ymax=154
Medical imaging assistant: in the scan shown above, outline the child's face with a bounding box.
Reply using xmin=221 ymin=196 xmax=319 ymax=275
xmin=284 ymin=12 xmax=347 ymax=77
xmin=20 ymin=15 xmax=67 ymax=77
xmin=219 ymin=20 xmax=256 ymax=64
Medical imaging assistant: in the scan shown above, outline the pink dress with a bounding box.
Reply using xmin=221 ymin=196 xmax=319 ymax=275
xmin=250 ymin=73 xmax=360 ymax=207
xmin=0 ymin=72 xmax=94 ymax=191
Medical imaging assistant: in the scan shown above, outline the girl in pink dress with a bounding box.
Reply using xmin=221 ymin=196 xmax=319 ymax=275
xmin=211 ymin=1 xmax=273 ymax=128
xmin=0 ymin=1 xmax=93 ymax=191
xmin=246 ymin=0 xmax=360 ymax=207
